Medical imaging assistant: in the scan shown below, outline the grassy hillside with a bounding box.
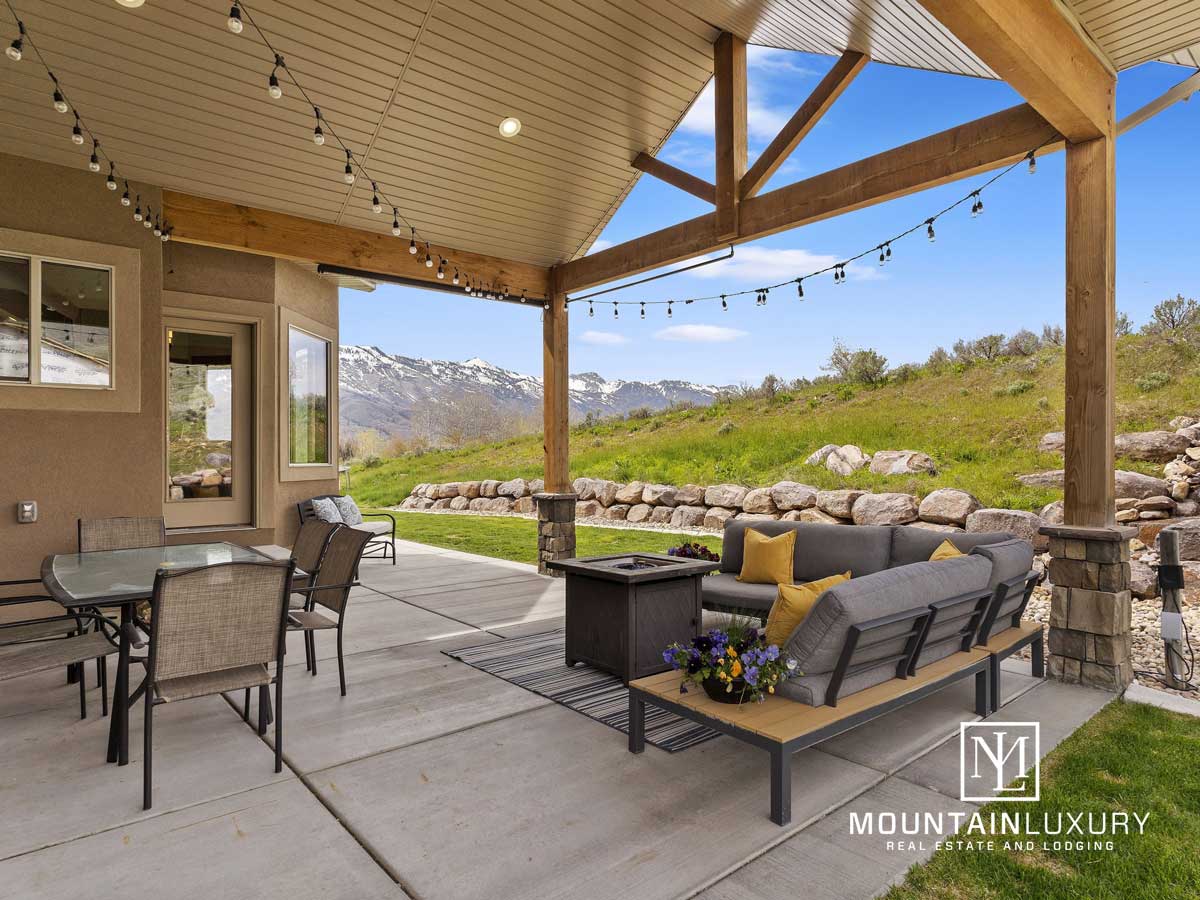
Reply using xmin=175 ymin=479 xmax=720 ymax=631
xmin=350 ymin=334 xmax=1200 ymax=512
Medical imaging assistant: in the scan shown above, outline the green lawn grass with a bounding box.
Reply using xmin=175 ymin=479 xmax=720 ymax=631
xmin=349 ymin=334 xmax=1200 ymax=513
xmin=885 ymin=700 xmax=1200 ymax=900
xmin=384 ymin=510 xmax=707 ymax=565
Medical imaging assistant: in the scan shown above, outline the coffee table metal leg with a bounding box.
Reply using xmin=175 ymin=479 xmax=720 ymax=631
xmin=628 ymin=693 xmax=645 ymax=753
xmin=770 ymin=745 xmax=792 ymax=826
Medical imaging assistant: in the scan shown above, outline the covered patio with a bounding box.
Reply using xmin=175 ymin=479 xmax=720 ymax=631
xmin=0 ymin=544 xmax=1115 ymax=900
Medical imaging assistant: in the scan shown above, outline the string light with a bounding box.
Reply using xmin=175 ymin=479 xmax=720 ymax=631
xmin=666 ymin=300 xmax=673 ymax=317
xmin=105 ymin=163 xmax=117 ymax=191
xmin=424 ymin=243 xmax=433 ymax=267
xmin=1027 ymin=150 xmax=1037 ymax=174
xmin=613 ymin=302 xmax=618 ymax=319
xmin=796 ymin=279 xmax=803 ymax=299
xmin=120 ymin=181 xmax=130 ymax=206
xmin=371 ymin=182 xmax=382 ymax=214
xmin=391 ymin=209 xmax=401 ymax=237
xmin=436 ymin=257 xmax=445 ymax=279
xmin=342 ymin=149 xmax=355 ymax=184
xmin=5 ymin=19 xmax=23 ymax=60
xmin=143 ymin=205 xmax=153 ymax=228
xmin=588 ymin=301 xmax=594 ymax=317
xmin=926 ymin=219 xmax=936 ymax=242
xmin=70 ymin=115 xmax=83 ymax=144
xmin=408 ymin=228 xmax=417 ymax=254
xmin=226 ymin=2 xmax=243 ymax=33
xmin=88 ymin=140 xmax=101 ymax=172
xmin=721 ymin=295 xmax=728 ymax=311
xmin=50 ymin=75 xmax=67 ymax=112
xmin=970 ymin=191 xmax=983 ymax=217
xmin=640 ymin=302 xmax=645 ymax=319
xmin=452 ymin=269 xmax=459 ymax=286
xmin=267 ymin=54 xmax=283 ymax=99
xmin=133 ymin=196 xmax=142 ymax=221
xmin=312 ymin=107 xmax=324 ymax=145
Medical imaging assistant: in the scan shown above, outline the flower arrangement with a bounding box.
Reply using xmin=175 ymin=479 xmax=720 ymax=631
xmin=666 ymin=542 xmax=720 ymax=563
xmin=662 ymin=620 xmax=796 ymax=705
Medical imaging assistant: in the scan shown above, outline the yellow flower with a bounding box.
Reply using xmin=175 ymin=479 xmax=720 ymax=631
xmin=768 ymin=686 xmax=775 ymax=694
xmin=731 ymin=660 xmax=742 ymax=677
xmin=727 ymin=646 xmax=737 ymax=658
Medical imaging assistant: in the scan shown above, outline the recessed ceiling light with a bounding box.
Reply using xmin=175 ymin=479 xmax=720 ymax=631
xmin=115 ymin=0 xmax=146 ymax=6
xmin=498 ymin=116 xmax=521 ymax=138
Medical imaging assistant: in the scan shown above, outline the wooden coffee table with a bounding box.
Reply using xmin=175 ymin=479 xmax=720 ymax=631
xmin=546 ymin=553 xmax=718 ymax=683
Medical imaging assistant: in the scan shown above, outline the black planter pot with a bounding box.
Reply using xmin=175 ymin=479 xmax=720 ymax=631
xmin=701 ymin=676 xmax=750 ymax=704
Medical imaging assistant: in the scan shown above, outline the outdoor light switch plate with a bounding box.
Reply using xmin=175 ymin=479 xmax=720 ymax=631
xmin=1161 ymin=611 xmax=1184 ymax=642
xmin=17 ymin=501 xmax=37 ymax=524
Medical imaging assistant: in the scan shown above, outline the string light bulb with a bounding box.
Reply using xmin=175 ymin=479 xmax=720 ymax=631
xmin=1027 ymin=151 xmax=1037 ymax=175
xmin=88 ymin=140 xmax=101 ymax=172
xmin=408 ymin=228 xmax=417 ymax=254
xmin=926 ymin=219 xmax=936 ymax=242
xmin=133 ymin=197 xmax=143 ymax=221
xmin=640 ymin=302 xmax=645 ymax=319
xmin=588 ymin=301 xmax=594 ymax=318
xmin=143 ymin=205 xmax=154 ymax=227
xmin=227 ymin=2 xmax=244 ymax=33
xmin=52 ymin=87 xmax=68 ymax=113
xmin=721 ymin=294 xmax=728 ymax=311
xmin=452 ymin=269 xmax=460 ymax=286
xmin=796 ymin=279 xmax=804 ymax=299
xmin=106 ymin=167 xmax=117 ymax=191
xmin=161 ymin=228 xmax=171 ymax=243
xmin=885 ymin=243 xmax=892 ymax=263
xmin=371 ymin=183 xmax=382 ymax=214
xmin=613 ymin=302 xmax=618 ymax=319
xmin=312 ymin=108 xmax=324 ymax=145
xmin=267 ymin=55 xmax=284 ymax=99
xmin=342 ymin=150 xmax=355 ymax=184
xmin=436 ymin=258 xmax=445 ymax=279
xmin=424 ymin=243 xmax=432 ymax=267
xmin=6 ymin=21 xmax=24 ymax=61
xmin=121 ymin=181 xmax=131 ymax=206
xmin=666 ymin=301 xmax=673 ymax=318
xmin=71 ymin=117 xmax=83 ymax=144
xmin=878 ymin=246 xmax=886 ymax=265
xmin=391 ymin=209 xmax=401 ymax=236
xmin=153 ymin=216 xmax=162 ymax=237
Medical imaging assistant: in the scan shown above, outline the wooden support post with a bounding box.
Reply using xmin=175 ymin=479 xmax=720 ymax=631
xmin=713 ymin=32 xmax=747 ymax=241
xmin=542 ymin=292 xmax=570 ymax=493
xmin=1064 ymin=129 xmax=1116 ymax=527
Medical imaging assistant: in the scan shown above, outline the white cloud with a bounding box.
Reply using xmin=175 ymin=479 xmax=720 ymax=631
xmin=654 ymin=324 xmax=748 ymax=343
xmin=678 ymin=82 xmax=790 ymax=142
xmin=688 ymin=246 xmax=884 ymax=283
xmin=580 ymin=330 xmax=630 ymax=346
xmin=585 ymin=238 xmax=614 ymax=255
xmin=747 ymin=45 xmax=819 ymax=77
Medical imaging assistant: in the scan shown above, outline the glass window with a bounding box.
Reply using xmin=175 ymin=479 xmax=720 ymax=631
xmin=167 ymin=330 xmax=234 ymax=500
xmin=0 ymin=256 xmax=30 ymax=381
xmin=40 ymin=262 xmax=111 ymax=386
xmin=0 ymin=253 xmax=111 ymax=387
xmin=288 ymin=326 xmax=329 ymax=465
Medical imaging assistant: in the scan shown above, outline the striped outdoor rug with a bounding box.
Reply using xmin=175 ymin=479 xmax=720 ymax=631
xmin=446 ymin=630 xmax=720 ymax=752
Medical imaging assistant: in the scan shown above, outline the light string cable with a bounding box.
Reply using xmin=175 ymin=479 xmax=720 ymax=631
xmin=229 ymin=1 xmax=533 ymax=302
xmin=567 ymin=135 xmax=1056 ymax=318
xmin=3 ymin=0 xmax=171 ymax=239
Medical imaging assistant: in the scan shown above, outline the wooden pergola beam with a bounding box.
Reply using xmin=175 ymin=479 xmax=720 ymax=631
xmin=741 ymin=50 xmax=868 ymax=199
xmin=713 ymin=32 xmax=747 ymax=240
xmin=556 ymin=102 xmax=1061 ymax=294
xmin=916 ymin=0 xmax=1114 ymax=142
xmin=631 ymin=151 xmax=715 ymax=204
xmin=162 ymin=191 xmax=552 ymax=299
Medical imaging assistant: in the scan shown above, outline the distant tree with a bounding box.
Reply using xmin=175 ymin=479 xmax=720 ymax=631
xmin=890 ymin=363 xmax=920 ymax=384
xmin=951 ymin=338 xmax=978 ymax=363
xmin=821 ymin=340 xmax=887 ymax=385
xmin=1114 ymin=311 xmax=1133 ymax=337
xmin=1003 ymin=329 xmax=1041 ymax=357
xmin=926 ymin=346 xmax=951 ymax=369
xmin=974 ymin=334 xmax=1006 ymax=361
xmin=759 ymin=373 xmax=781 ymax=398
xmin=1041 ymin=323 xmax=1064 ymax=346
xmin=1143 ymin=294 xmax=1200 ymax=335
xmin=822 ymin=340 xmax=855 ymax=381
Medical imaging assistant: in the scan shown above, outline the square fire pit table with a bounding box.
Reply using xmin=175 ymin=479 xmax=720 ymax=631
xmin=546 ymin=553 xmax=719 ymax=683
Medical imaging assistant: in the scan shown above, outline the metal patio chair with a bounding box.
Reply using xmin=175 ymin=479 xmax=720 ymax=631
xmin=297 ymin=495 xmax=396 ymax=565
xmin=138 ymin=558 xmax=294 ymax=810
xmin=287 ymin=526 xmax=374 ymax=696
xmin=78 ymin=516 xmax=166 ymax=552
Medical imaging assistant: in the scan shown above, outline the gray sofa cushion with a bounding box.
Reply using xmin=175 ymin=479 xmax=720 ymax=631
xmin=888 ymin=527 xmax=1014 ymax=568
xmin=969 ymin=539 xmax=1036 ymax=590
xmin=783 ymin=556 xmax=993 ymax=678
xmin=701 ymin=573 xmax=778 ymax=615
xmin=720 ymin=520 xmax=892 ymax=582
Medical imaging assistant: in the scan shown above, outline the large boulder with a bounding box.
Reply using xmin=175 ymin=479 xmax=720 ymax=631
xmin=869 ymin=450 xmax=937 ymax=476
xmin=817 ymin=489 xmax=868 ymax=518
xmin=434 ymin=483 xmax=459 ymax=500
xmin=593 ymin=479 xmax=620 ymax=506
xmin=741 ymin=488 xmax=778 ymax=515
xmin=1159 ymin=521 xmax=1200 ymax=560
xmin=1038 ymin=432 xmax=1065 ymax=453
xmin=1016 ymin=469 xmax=1170 ymax=500
xmin=800 ymin=508 xmax=846 ymax=524
xmin=1038 ymin=500 xmax=1065 ymax=525
xmin=966 ymin=508 xmax=1046 ymax=549
xmin=704 ymin=484 xmax=748 ymax=509
xmin=468 ymin=497 xmax=490 ymax=511
xmin=826 ymin=445 xmax=871 ymax=476
xmin=480 ymin=479 xmax=501 ymax=498
xmin=909 ymin=521 xmax=964 ymax=534
xmin=1130 ymin=560 xmax=1159 ymax=599
xmin=513 ymin=496 xmax=535 ymax=515
xmin=1169 ymin=416 xmax=1198 ymax=430
xmin=805 ymin=444 xmax=840 ymax=466
xmin=1115 ymin=431 xmax=1191 ymax=462
xmin=497 ymin=478 xmax=528 ymax=498
xmin=458 ymin=481 xmax=481 ymax=500
xmin=649 ymin=506 xmax=675 ymax=524
xmin=449 ymin=496 xmax=471 ymax=510
xmin=486 ymin=497 xmax=513 ymax=513
xmin=918 ymin=488 xmax=981 ymax=526
xmin=572 ymin=477 xmax=598 ymax=501
xmin=431 ymin=498 xmax=453 ymax=510
xmin=1178 ymin=424 xmax=1200 ymax=444
xmin=642 ymin=483 xmax=678 ymax=507
xmin=852 ymin=492 xmax=919 ymax=525
xmin=615 ymin=481 xmax=645 ymax=505
xmin=670 ymin=505 xmax=708 ymax=528
xmin=528 ymin=478 xmax=545 ymax=495
xmin=575 ymin=499 xmax=603 ymax=518
xmin=674 ymin=484 xmax=706 ymax=506
xmin=703 ymin=507 xmax=735 ymax=529
xmin=601 ymin=504 xmax=630 ymax=521
xmin=626 ymin=503 xmax=653 ymax=524
xmin=769 ymin=481 xmax=818 ymax=511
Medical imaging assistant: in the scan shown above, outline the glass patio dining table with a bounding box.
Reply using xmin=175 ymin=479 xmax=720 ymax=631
xmin=40 ymin=542 xmax=277 ymax=766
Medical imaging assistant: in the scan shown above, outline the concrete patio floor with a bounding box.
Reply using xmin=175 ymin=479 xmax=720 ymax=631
xmin=0 ymin=540 xmax=1116 ymax=900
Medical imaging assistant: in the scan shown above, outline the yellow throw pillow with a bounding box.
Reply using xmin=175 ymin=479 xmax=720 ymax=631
xmin=930 ymin=539 xmax=966 ymax=562
xmin=765 ymin=572 xmax=851 ymax=647
xmin=736 ymin=528 xmax=796 ymax=585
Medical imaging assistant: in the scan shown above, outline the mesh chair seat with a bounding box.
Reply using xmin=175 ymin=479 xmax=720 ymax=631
xmin=79 ymin=516 xmax=166 ymax=552
xmin=0 ymin=632 xmax=114 ymax=681
xmin=288 ymin=610 xmax=337 ymax=630
xmin=155 ymin=663 xmax=270 ymax=703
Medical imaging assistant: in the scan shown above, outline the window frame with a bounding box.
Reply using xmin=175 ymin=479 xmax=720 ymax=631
xmin=285 ymin=323 xmax=332 ymax=467
xmin=277 ymin=306 xmax=337 ymax=483
xmin=0 ymin=250 xmax=115 ymax=390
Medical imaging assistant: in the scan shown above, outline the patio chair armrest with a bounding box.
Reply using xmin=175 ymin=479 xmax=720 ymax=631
xmin=292 ymin=580 xmax=360 ymax=595
xmin=0 ymin=577 xmax=43 ymax=587
xmin=0 ymin=593 xmax=54 ymax=607
xmin=361 ymin=511 xmax=396 ymax=531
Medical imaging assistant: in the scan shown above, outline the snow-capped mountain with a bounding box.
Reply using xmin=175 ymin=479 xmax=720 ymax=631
xmin=339 ymin=345 xmax=729 ymax=439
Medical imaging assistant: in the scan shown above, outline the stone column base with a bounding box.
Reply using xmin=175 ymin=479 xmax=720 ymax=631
xmin=1040 ymin=524 xmax=1137 ymax=692
xmin=535 ymin=492 xmax=577 ymax=577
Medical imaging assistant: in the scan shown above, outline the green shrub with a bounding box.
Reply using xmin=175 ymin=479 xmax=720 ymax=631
xmin=835 ymin=384 xmax=855 ymax=401
xmin=361 ymin=455 xmax=383 ymax=469
xmin=1037 ymin=396 xmax=1050 ymax=410
xmin=717 ymin=421 xmax=737 ymax=436
xmin=1136 ymin=371 xmax=1171 ymax=392
xmin=995 ymin=380 xmax=1034 ymax=397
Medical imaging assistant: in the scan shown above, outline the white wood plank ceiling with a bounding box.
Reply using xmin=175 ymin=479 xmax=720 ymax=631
xmin=0 ymin=1 xmax=1197 ymax=268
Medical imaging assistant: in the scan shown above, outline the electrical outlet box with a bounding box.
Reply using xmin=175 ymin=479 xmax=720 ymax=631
xmin=1161 ymin=611 xmax=1184 ymax=642
xmin=16 ymin=501 xmax=37 ymax=524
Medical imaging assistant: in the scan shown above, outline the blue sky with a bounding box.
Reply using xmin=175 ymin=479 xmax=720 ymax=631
xmin=339 ymin=50 xmax=1199 ymax=386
